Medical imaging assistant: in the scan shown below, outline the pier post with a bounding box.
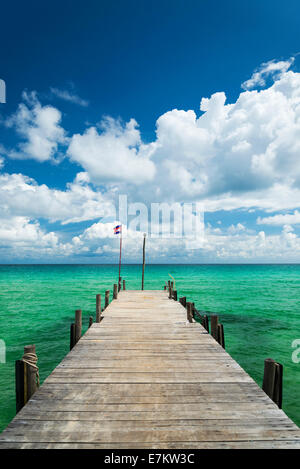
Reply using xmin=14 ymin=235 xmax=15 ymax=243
xmin=210 ymin=315 xmax=219 ymax=340
xmin=123 ymin=279 xmax=126 ymax=290
xmin=16 ymin=345 xmax=39 ymax=413
xmin=168 ymin=285 xmax=173 ymax=299
xmin=70 ymin=323 xmax=76 ymax=350
xmin=105 ymin=290 xmax=110 ymax=309
xmin=96 ymin=294 xmax=101 ymax=323
xmin=75 ymin=309 xmax=82 ymax=344
xmin=89 ymin=316 xmax=93 ymax=328
xmin=262 ymin=358 xmax=283 ymax=408
xmin=202 ymin=314 xmax=209 ymax=333
xmin=217 ymin=323 xmax=225 ymax=348
xmin=179 ymin=297 xmax=187 ymax=307
xmin=187 ymin=302 xmax=193 ymax=323
xmin=113 ymin=284 xmax=118 ymax=299
xmin=118 ymin=277 xmax=122 ymax=292
xmin=173 ymin=290 xmax=177 ymax=301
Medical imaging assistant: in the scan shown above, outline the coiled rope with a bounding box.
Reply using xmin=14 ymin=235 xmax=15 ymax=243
xmin=22 ymin=352 xmax=40 ymax=387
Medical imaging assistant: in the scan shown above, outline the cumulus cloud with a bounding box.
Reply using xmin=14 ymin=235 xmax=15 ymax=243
xmin=131 ymin=71 xmax=300 ymax=206
xmin=5 ymin=91 xmax=67 ymax=162
xmin=67 ymin=117 xmax=156 ymax=184
xmin=241 ymin=57 xmax=295 ymax=90
xmin=50 ymin=87 xmax=89 ymax=107
xmin=0 ymin=216 xmax=57 ymax=246
xmin=0 ymin=172 xmax=115 ymax=224
xmin=257 ymin=210 xmax=300 ymax=226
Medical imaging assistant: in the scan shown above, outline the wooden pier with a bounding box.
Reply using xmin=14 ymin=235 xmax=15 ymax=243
xmin=1 ymin=289 xmax=300 ymax=449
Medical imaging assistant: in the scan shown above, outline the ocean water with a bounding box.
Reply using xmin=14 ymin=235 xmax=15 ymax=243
xmin=0 ymin=264 xmax=299 ymax=432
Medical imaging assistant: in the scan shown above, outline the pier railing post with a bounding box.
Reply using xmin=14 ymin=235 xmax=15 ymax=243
xmin=105 ymin=290 xmax=110 ymax=309
xmin=262 ymin=358 xmax=283 ymax=408
xmin=168 ymin=285 xmax=173 ymax=299
xmin=89 ymin=316 xmax=93 ymax=328
xmin=118 ymin=277 xmax=122 ymax=292
xmin=179 ymin=297 xmax=186 ymax=307
xmin=70 ymin=323 xmax=76 ymax=350
xmin=96 ymin=294 xmax=101 ymax=323
xmin=75 ymin=309 xmax=82 ymax=344
xmin=202 ymin=314 xmax=209 ymax=333
xmin=172 ymin=290 xmax=177 ymax=301
xmin=210 ymin=315 xmax=219 ymax=340
xmin=16 ymin=344 xmax=39 ymax=413
xmin=217 ymin=323 xmax=225 ymax=348
xmin=186 ymin=302 xmax=193 ymax=323
xmin=113 ymin=284 xmax=118 ymax=299
xmin=123 ymin=279 xmax=126 ymax=290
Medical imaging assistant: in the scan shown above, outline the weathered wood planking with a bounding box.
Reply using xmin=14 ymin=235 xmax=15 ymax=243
xmin=1 ymin=290 xmax=300 ymax=449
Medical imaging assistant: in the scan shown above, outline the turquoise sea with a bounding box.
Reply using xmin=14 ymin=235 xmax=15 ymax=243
xmin=0 ymin=264 xmax=299 ymax=432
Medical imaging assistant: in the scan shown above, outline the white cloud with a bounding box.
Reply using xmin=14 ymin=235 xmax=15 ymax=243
xmin=0 ymin=172 xmax=115 ymax=224
xmin=67 ymin=117 xmax=156 ymax=185
xmin=241 ymin=57 xmax=295 ymax=90
xmin=227 ymin=223 xmax=246 ymax=234
xmin=50 ymin=87 xmax=89 ymax=107
xmin=0 ymin=216 xmax=57 ymax=246
xmin=5 ymin=91 xmax=67 ymax=162
xmin=257 ymin=210 xmax=300 ymax=226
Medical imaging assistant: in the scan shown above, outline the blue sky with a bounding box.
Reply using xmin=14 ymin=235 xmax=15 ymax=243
xmin=1 ymin=0 xmax=300 ymax=263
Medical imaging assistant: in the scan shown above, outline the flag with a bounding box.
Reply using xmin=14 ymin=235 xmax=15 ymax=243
xmin=114 ymin=224 xmax=122 ymax=235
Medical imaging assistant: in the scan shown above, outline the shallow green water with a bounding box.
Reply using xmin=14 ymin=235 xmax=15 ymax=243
xmin=0 ymin=264 xmax=299 ymax=431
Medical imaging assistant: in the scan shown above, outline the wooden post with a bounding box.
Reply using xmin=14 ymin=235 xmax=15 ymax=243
xmin=15 ymin=360 xmax=25 ymax=413
xmin=168 ymin=280 xmax=170 ymax=288
xmin=210 ymin=315 xmax=219 ymax=340
xmin=164 ymin=285 xmax=167 ymax=290
xmin=202 ymin=314 xmax=209 ymax=333
xmin=70 ymin=323 xmax=76 ymax=350
xmin=217 ymin=323 xmax=225 ymax=348
xmin=173 ymin=290 xmax=177 ymax=301
xmin=23 ymin=345 xmax=38 ymax=401
xmin=96 ymin=294 xmax=101 ymax=323
xmin=16 ymin=345 xmax=38 ymax=413
xmin=273 ymin=362 xmax=283 ymax=409
xmin=118 ymin=277 xmax=122 ymax=292
xmin=123 ymin=279 xmax=126 ymax=290
xmin=89 ymin=316 xmax=93 ymax=328
xmin=187 ymin=302 xmax=193 ymax=323
xmin=75 ymin=309 xmax=82 ymax=344
xmin=105 ymin=290 xmax=110 ymax=309
xmin=262 ymin=358 xmax=283 ymax=408
xmin=179 ymin=296 xmax=186 ymax=307
xmin=168 ymin=285 xmax=173 ymax=299
xmin=113 ymin=284 xmax=118 ymax=299
xmin=262 ymin=358 xmax=276 ymax=399
xmin=142 ymin=233 xmax=146 ymax=290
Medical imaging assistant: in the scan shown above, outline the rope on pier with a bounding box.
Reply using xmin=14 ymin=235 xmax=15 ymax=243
xmin=22 ymin=352 xmax=40 ymax=387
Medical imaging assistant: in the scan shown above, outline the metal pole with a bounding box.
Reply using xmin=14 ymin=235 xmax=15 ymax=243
xmin=142 ymin=233 xmax=146 ymax=290
xmin=119 ymin=227 xmax=122 ymax=287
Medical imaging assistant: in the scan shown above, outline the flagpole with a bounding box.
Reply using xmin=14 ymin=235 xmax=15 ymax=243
xmin=141 ymin=233 xmax=146 ymax=291
xmin=118 ymin=227 xmax=122 ymax=290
